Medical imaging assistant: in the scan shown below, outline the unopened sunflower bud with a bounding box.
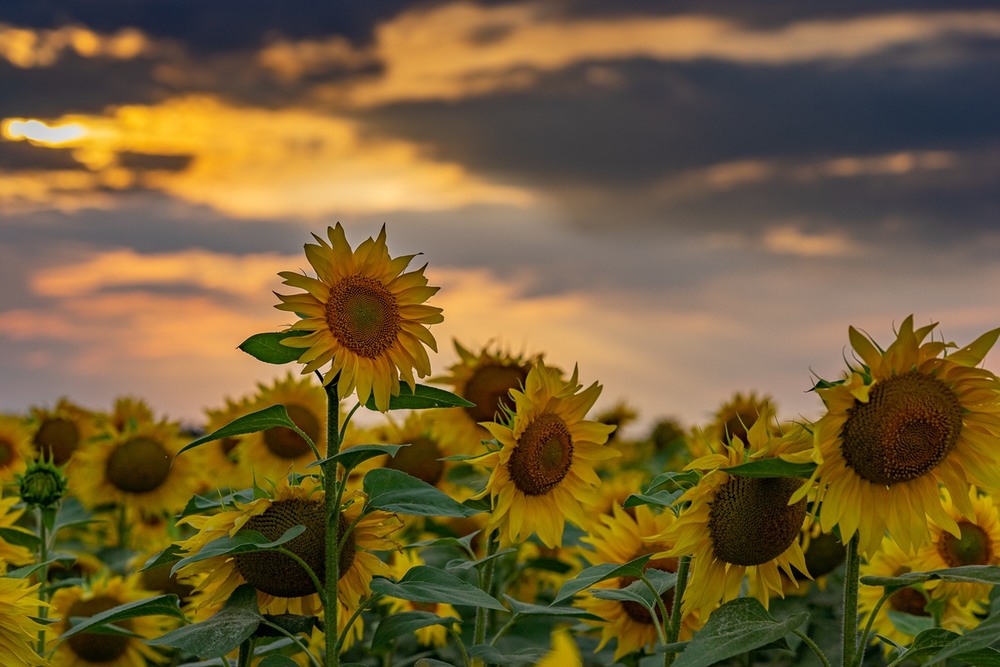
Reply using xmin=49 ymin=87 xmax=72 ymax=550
xmin=17 ymin=457 xmax=68 ymax=508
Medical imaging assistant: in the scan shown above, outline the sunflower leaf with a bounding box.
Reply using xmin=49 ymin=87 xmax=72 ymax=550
xmin=238 ymin=331 xmax=311 ymax=364
xmin=58 ymin=593 xmax=184 ymax=641
xmin=257 ymin=657 xmax=300 ymax=667
xmin=364 ymin=384 xmax=474 ymax=411
xmin=179 ymin=405 xmax=298 ymax=456
xmin=148 ymin=584 xmax=263 ymax=655
xmin=862 ymin=565 xmax=1000 ymax=588
xmin=0 ymin=526 xmax=40 ymax=550
xmin=169 ymin=526 xmax=306 ymax=575
xmin=624 ymin=490 xmax=683 ymax=509
xmin=363 ymin=468 xmax=480 ymax=517
xmin=139 ymin=543 xmax=185 ymax=572
xmin=924 ymin=606 xmax=1000 ymax=665
xmin=552 ymin=555 xmax=653 ymax=605
xmin=369 ymin=565 xmax=507 ymax=611
xmin=468 ymin=645 xmax=549 ymax=665
xmin=646 ymin=470 xmax=701 ymax=493
xmin=722 ymin=459 xmax=817 ymax=478
xmin=503 ymin=596 xmax=604 ymax=622
xmin=371 ymin=610 xmax=461 ymax=651
xmin=670 ymin=598 xmax=808 ymax=667
xmin=311 ymin=443 xmax=408 ymax=472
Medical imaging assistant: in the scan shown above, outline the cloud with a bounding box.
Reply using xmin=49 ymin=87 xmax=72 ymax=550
xmin=0 ymin=22 xmax=148 ymax=68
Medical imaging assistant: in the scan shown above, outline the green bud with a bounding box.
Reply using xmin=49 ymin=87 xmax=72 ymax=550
xmin=17 ymin=456 xmax=68 ymax=509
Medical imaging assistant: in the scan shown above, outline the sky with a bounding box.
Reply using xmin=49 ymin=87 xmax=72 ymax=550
xmin=1 ymin=0 xmax=999 ymax=435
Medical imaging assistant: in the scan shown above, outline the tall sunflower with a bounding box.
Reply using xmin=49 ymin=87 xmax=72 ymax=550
xmin=660 ymin=415 xmax=813 ymax=615
xmin=475 ymin=363 xmax=617 ymax=548
xmin=807 ymin=316 xmax=1000 ymax=557
xmin=176 ymin=477 xmax=401 ymax=616
xmin=577 ymin=504 xmax=700 ymax=662
xmin=0 ymin=415 xmax=35 ymax=486
xmin=274 ymin=223 xmax=444 ymax=412
xmin=48 ymin=573 xmax=174 ymax=667
xmin=0 ymin=568 xmax=48 ymax=667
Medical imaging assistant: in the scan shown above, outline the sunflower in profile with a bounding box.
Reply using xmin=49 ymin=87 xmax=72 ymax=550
xmin=0 ymin=568 xmax=48 ymax=667
xmin=49 ymin=572 xmax=174 ymax=667
xmin=236 ymin=373 xmax=327 ymax=483
xmin=29 ymin=399 xmax=99 ymax=468
xmin=177 ymin=477 xmax=401 ymax=616
xmin=431 ymin=340 xmax=542 ymax=455
xmin=577 ymin=504 xmax=700 ymax=661
xmin=384 ymin=549 xmax=459 ymax=648
xmin=0 ymin=415 xmax=35 ymax=486
xmin=858 ymin=535 xmax=984 ymax=656
xmin=912 ymin=486 xmax=1000 ymax=605
xmin=807 ymin=316 xmax=1000 ymax=557
xmin=70 ymin=417 xmax=202 ymax=517
xmin=475 ymin=362 xmax=617 ymax=549
xmin=660 ymin=415 xmax=813 ymax=615
xmin=274 ymin=223 xmax=444 ymax=412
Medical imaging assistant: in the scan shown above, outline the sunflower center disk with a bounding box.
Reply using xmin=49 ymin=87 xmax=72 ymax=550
xmin=105 ymin=436 xmax=172 ymax=494
xmin=262 ymin=403 xmax=321 ymax=459
xmin=889 ymin=586 xmax=930 ymax=616
xmin=234 ymin=501 xmax=353 ymax=598
xmin=34 ymin=417 xmax=80 ymax=465
xmin=326 ymin=275 xmax=401 ymax=359
xmin=840 ymin=370 xmax=962 ymax=485
xmin=0 ymin=438 xmax=13 ymax=466
xmin=507 ymin=413 xmax=574 ymax=496
xmin=938 ymin=521 xmax=992 ymax=567
xmin=387 ymin=435 xmax=445 ymax=486
xmin=619 ymin=554 xmax=678 ymax=624
xmin=67 ymin=595 xmax=132 ymax=662
xmin=463 ymin=363 xmax=529 ymax=423
xmin=708 ymin=476 xmax=807 ymax=566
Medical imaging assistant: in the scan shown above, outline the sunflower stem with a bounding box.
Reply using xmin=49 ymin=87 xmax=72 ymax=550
xmin=449 ymin=623 xmax=473 ymax=667
xmin=35 ymin=505 xmax=53 ymax=656
xmin=472 ymin=529 xmax=500 ymax=667
xmin=638 ymin=572 xmax=669 ymax=649
xmin=794 ymin=629 xmax=832 ymax=667
xmin=322 ymin=377 xmax=343 ymax=667
xmin=841 ymin=533 xmax=861 ymax=667
xmin=852 ymin=588 xmax=893 ymax=667
xmin=664 ymin=555 xmax=690 ymax=667
xmin=237 ymin=636 xmax=255 ymax=667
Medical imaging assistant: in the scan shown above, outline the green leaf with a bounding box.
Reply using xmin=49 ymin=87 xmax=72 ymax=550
xmin=896 ymin=629 xmax=962 ymax=662
xmin=238 ymin=331 xmax=311 ymax=364
xmin=139 ymin=543 xmax=185 ymax=572
xmin=862 ymin=564 xmax=1000 ymax=588
xmin=149 ymin=584 xmax=262 ymax=655
xmin=552 ymin=555 xmax=652 ymax=605
xmin=364 ymin=383 xmax=474 ymax=411
xmin=310 ymin=443 xmax=408 ymax=472
xmin=623 ymin=490 xmax=682 ymax=510
xmin=468 ymin=645 xmax=548 ymax=665
xmin=371 ymin=610 xmax=461 ymax=651
xmin=369 ymin=566 xmax=507 ymax=611
xmin=0 ymin=526 xmax=39 ymax=550
xmin=722 ymin=459 xmax=817 ymax=478
xmin=445 ymin=548 xmax=517 ymax=573
xmin=926 ymin=608 xmax=1000 ymax=664
xmin=887 ymin=609 xmax=935 ymax=637
xmin=670 ymin=598 xmax=808 ymax=667
xmin=170 ymin=526 xmax=305 ymax=574
xmin=364 ymin=468 xmax=480 ymax=517
xmin=646 ymin=470 xmax=701 ymax=493
xmin=504 ymin=596 xmax=603 ymax=622
xmin=257 ymin=613 xmax=319 ymax=638
xmin=257 ymin=657 xmax=300 ymax=667
xmin=179 ymin=405 xmax=301 ymax=456
xmin=59 ymin=594 xmax=184 ymax=641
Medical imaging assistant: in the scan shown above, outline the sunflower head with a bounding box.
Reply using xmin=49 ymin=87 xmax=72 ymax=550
xmin=30 ymin=398 xmax=97 ymax=466
xmin=275 ymin=223 xmax=444 ymax=412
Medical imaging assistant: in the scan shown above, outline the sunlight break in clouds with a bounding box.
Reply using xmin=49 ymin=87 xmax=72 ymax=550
xmin=762 ymin=225 xmax=861 ymax=257
xmin=0 ymin=23 xmax=148 ymax=67
xmin=306 ymin=3 xmax=1000 ymax=106
xmin=0 ymin=96 xmax=534 ymax=217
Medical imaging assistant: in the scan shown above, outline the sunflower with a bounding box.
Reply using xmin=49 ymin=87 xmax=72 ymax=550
xmin=236 ymin=373 xmax=327 ymax=483
xmin=0 ymin=415 xmax=35 ymax=486
xmin=660 ymin=415 xmax=813 ymax=615
xmin=912 ymin=486 xmax=1000 ymax=605
xmin=431 ymin=340 xmax=541 ymax=456
xmin=29 ymin=399 xmax=99 ymax=468
xmin=100 ymin=396 xmax=156 ymax=433
xmin=70 ymin=417 xmax=202 ymax=517
xmin=577 ymin=504 xmax=699 ymax=662
xmin=806 ymin=316 xmax=1000 ymax=557
xmin=707 ymin=391 xmax=778 ymax=449
xmin=384 ymin=549 xmax=459 ymax=647
xmin=858 ymin=535 xmax=984 ymax=656
xmin=0 ymin=571 xmax=48 ymax=667
xmin=177 ymin=477 xmax=401 ymax=616
xmin=474 ymin=362 xmax=617 ymax=549
xmin=198 ymin=396 xmax=256 ymax=492
xmin=536 ymin=627 xmax=583 ymax=667
xmin=48 ymin=572 xmax=174 ymax=667
xmin=274 ymin=223 xmax=444 ymax=412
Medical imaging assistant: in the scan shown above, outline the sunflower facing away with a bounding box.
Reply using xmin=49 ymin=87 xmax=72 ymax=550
xmin=0 ymin=568 xmax=48 ymax=667
xmin=475 ymin=362 xmax=617 ymax=549
xmin=660 ymin=415 xmax=813 ymax=615
xmin=275 ymin=223 xmax=444 ymax=412
xmin=177 ymin=477 xmax=401 ymax=616
xmin=807 ymin=316 xmax=1000 ymax=557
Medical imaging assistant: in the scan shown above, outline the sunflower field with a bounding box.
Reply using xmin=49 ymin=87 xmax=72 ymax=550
xmin=3 ymin=224 xmax=1000 ymax=667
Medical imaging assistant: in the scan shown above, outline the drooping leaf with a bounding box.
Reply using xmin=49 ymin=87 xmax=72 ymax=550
xmin=179 ymin=405 xmax=302 ymax=456
xmin=371 ymin=610 xmax=461 ymax=651
xmin=310 ymin=443 xmax=408 ymax=472
xmin=722 ymin=459 xmax=817 ymax=479
xmin=670 ymin=598 xmax=808 ymax=667
xmin=504 ymin=596 xmax=603 ymax=622
xmin=364 ymin=468 xmax=480 ymax=517
xmin=139 ymin=543 xmax=185 ymax=572
xmin=552 ymin=555 xmax=652 ymax=605
xmin=170 ymin=526 xmax=305 ymax=574
xmin=623 ymin=490 xmax=683 ymax=510
xmin=238 ymin=331 xmax=311 ymax=364
xmin=148 ymin=584 xmax=262 ymax=655
xmin=369 ymin=566 xmax=507 ymax=611
xmin=364 ymin=383 xmax=474 ymax=411
xmin=59 ymin=594 xmax=184 ymax=640
xmin=0 ymin=526 xmax=40 ymax=550
xmin=926 ymin=608 xmax=1000 ymax=664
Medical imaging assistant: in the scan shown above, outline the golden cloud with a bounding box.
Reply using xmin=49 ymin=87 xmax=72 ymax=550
xmin=0 ymin=23 xmax=148 ymax=67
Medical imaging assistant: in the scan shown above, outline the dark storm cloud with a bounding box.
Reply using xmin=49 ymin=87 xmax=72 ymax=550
xmin=0 ymin=140 xmax=80 ymax=169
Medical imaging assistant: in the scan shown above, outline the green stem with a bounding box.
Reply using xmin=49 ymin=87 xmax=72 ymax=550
xmin=664 ymin=555 xmax=691 ymax=667
xmin=237 ymin=637 xmax=255 ymax=667
xmin=472 ymin=530 xmax=500 ymax=667
xmin=794 ymin=629 xmax=832 ymax=667
xmin=35 ymin=505 xmax=56 ymax=656
xmin=841 ymin=534 xmax=861 ymax=667
xmin=449 ymin=623 xmax=473 ymax=667
xmin=638 ymin=573 xmax=669 ymax=649
xmin=259 ymin=618 xmax=323 ymax=667
xmin=322 ymin=378 xmax=343 ymax=667
xmin=852 ymin=588 xmax=893 ymax=667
